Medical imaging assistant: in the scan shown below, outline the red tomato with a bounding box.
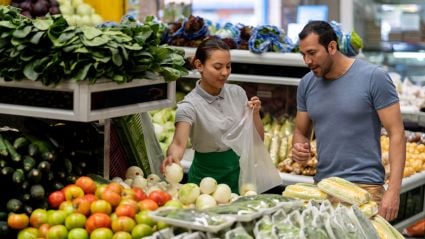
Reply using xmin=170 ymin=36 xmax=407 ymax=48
xmin=138 ymin=199 xmax=159 ymax=211
xmin=132 ymin=187 xmax=147 ymax=201
xmin=114 ymin=204 xmax=137 ymax=218
xmin=148 ymin=190 xmax=168 ymax=206
xmin=85 ymin=213 xmax=111 ymax=233
xmin=48 ymin=190 xmax=66 ymax=209
xmin=406 ymin=219 xmax=425 ymax=237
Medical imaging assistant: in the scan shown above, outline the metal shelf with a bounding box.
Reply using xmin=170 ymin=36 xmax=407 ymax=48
xmin=0 ymin=78 xmax=176 ymax=122
xmin=180 ymin=47 xmax=306 ymax=67
xmin=183 ymin=71 xmax=301 ymax=85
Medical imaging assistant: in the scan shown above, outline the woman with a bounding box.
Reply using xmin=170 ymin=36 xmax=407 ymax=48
xmin=161 ymin=37 xmax=263 ymax=193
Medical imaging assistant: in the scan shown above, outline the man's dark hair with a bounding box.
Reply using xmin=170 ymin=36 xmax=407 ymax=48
xmin=298 ymin=21 xmax=339 ymax=51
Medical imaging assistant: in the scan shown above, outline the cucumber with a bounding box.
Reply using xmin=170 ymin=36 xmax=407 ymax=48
xmin=27 ymin=143 xmax=39 ymax=156
xmin=1 ymin=167 xmax=14 ymax=178
xmin=13 ymin=137 xmax=28 ymax=150
xmin=88 ymin=173 xmax=110 ymax=184
xmin=37 ymin=161 xmax=51 ymax=173
xmin=4 ymin=139 xmax=20 ymax=162
xmin=30 ymin=184 xmax=45 ymax=201
xmin=23 ymin=156 xmax=36 ymax=172
xmin=0 ymin=135 xmax=8 ymax=157
xmin=0 ymin=159 xmax=6 ymax=168
xmin=63 ymin=158 xmax=73 ymax=174
xmin=6 ymin=198 xmax=23 ymax=213
xmin=27 ymin=168 xmax=42 ymax=184
xmin=12 ymin=169 xmax=25 ymax=185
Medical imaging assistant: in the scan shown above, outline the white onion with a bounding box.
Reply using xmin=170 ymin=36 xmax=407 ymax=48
xmin=126 ymin=166 xmax=144 ymax=179
xmin=178 ymin=183 xmax=200 ymax=205
xmin=164 ymin=163 xmax=184 ymax=184
xmin=199 ymin=177 xmax=217 ymax=195
xmin=244 ymin=190 xmax=258 ymax=196
xmin=196 ymin=194 xmax=217 ymax=209
xmin=213 ymin=184 xmax=232 ymax=204
xmin=132 ymin=175 xmax=147 ymax=189
xmin=240 ymin=183 xmax=257 ymax=196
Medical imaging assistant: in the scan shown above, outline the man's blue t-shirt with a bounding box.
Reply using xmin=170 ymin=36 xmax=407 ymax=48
xmin=297 ymin=59 xmax=399 ymax=184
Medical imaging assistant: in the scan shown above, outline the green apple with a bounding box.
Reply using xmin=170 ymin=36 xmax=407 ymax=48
xmin=131 ymin=224 xmax=153 ymax=238
xmin=90 ymin=227 xmax=113 ymax=239
xmin=47 ymin=210 xmax=67 ymax=226
xmin=156 ymin=220 xmax=169 ymax=231
xmin=112 ymin=231 xmax=132 ymax=239
xmin=65 ymin=213 xmax=87 ymax=229
xmin=17 ymin=227 xmax=38 ymax=239
xmin=135 ymin=210 xmax=156 ymax=227
xmin=68 ymin=228 xmax=89 ymax=239
xmin=46 ymin=224 xmax=68 ymax=239
xmin=59 ymin=201 xmax=75 ymax=216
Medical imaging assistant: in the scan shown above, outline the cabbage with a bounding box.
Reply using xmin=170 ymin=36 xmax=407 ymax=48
xmin=178 ymin=183 xmax=201 ymax=205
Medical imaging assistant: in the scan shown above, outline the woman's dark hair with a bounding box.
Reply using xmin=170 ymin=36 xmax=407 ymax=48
xmin=192 ymin=37 xmax=230 ymax=67
xmin=298 ymin=21 xmax=339 ymax=51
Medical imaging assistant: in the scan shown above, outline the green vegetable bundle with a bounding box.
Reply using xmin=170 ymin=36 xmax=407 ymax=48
xmin=0 ymin=6 xmax=187 ymax=86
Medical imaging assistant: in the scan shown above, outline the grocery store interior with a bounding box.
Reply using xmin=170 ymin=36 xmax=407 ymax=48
xmin=0 ymin=0 xmax=424 ymax=238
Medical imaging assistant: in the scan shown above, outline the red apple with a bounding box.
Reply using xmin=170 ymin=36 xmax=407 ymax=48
xmin=48 ymin=190 xmax=66 ymax=209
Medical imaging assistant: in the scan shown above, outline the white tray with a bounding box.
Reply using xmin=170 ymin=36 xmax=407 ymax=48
xmin=149 ymin=208 xmax=236 ymax=233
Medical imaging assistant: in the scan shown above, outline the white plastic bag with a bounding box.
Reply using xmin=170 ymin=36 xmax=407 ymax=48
xmin=222 ymin=108 xmax=282 ymax=194
xmin=141 ymin=112 xmax=165 ymax=177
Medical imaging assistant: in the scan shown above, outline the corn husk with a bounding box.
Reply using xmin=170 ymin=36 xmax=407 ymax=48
xmin=282 ymin=183 xmax=328 ymax=201
xmin=371 ymin=215 xmax=405 ymax=239
xmin=359 ymin=201 xmax=379 ymax=218
xmin=317 ymin=177 xmax=370 ymax=205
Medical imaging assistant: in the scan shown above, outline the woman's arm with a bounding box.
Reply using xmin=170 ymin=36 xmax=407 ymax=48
xmin=161 ymin=122 xmax=191 ymax=172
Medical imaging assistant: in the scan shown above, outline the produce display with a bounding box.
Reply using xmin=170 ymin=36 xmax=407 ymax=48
xmin=10 ymin=0 xmax=60 ymax=18
xmin=0 ymin=5 xmax=187 ymax=85
xmin=56 ymin=0 xmax=103 ymax=26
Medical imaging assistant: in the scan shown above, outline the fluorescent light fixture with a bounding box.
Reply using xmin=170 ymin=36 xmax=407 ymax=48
xmin=393 ymin=52 xmax=425 ymax=59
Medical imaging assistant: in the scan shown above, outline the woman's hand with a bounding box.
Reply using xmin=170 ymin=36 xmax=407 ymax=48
xmin=248 ymin=96 xmax=261 ymax=114
xmin=160 ymin=155 xmax=180 ymax=174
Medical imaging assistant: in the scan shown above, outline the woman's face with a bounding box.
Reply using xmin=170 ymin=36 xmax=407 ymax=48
xmin=196 ymin=49 xmax=231 ymax=95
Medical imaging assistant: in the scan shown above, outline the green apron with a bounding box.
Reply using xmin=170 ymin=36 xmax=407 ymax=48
xmin=188 ymin=149 xmax=240 ymax=194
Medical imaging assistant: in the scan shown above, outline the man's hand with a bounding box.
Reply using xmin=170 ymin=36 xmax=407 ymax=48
xmin=379 ymin=188 xmax=400 ymax=221
xmin=292 ymin=142 xmax=310 ymax=165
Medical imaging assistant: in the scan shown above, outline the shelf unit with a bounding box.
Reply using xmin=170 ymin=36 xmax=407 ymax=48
xmin=0 ymin=77 xmax=176 ymax=178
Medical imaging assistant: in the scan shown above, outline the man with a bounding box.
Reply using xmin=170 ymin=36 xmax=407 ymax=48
xmin=292 ymin=21 xmax=406 ymax=221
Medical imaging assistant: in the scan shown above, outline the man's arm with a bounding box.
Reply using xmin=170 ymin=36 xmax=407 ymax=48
xmin=377 ymin=102 xmax=406 ymax=221
xmin=292 ymin=111 xmax=313 ymax=164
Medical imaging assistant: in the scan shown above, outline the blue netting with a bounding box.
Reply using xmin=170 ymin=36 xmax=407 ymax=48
xmin=248 ymin=25 xmax=295 ymax=54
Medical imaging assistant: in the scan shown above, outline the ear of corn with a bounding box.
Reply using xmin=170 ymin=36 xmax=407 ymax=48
xmin=317 ymin=177 xmax=370 ymax=205
xmin=282 ymin=183 xmax=328 ymax=200
xmin=359 ymin=201 xmax=378 ymax=218
xmin=371 ymin=215 xmax=405 ymax=239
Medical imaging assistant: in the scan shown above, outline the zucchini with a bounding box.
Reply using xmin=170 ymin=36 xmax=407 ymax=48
xmin=4 ymin=139 xmax=21 ymax=163
xmin=0 ymin=135 xmax=7 ymax=157
xmin=13 ymin=137 xmax=28 ymax=150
